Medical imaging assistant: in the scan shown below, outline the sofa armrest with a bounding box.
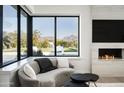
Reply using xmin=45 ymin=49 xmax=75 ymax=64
xmin=20 ymin=78 xmax=40 ymax=87
xmin=18 ymin=67 xmax=40 ymax=87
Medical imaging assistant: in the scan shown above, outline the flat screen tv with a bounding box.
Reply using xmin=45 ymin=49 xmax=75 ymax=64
xmin=93 ymin=20 xmax=124 ymax=42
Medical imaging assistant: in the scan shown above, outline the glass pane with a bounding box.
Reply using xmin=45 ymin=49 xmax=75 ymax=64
xmin=21 ymin=10 xmax=27 ymax=59
xmin=33 ymin=17 xmax=54 ymax=56
xmin=3 ymin=6 xmax=17 ymax=63
xmin=56 ymin=17 xmax=79 ymax=56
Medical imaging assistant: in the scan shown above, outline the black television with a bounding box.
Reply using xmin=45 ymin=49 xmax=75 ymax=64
xmin=93 ymin=20 xmax=124 ymax=42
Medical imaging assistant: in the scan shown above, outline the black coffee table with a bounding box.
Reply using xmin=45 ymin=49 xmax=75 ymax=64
xmin=64 ymin=73 xmax=99 ymax=87
xmin=71 ymin=73 xmax=90 ymax=83
xmin=83 ymin=73 xmax=99 ymax=86
xmin=71 ymin=73 xmax=99 ymax=87
xmin=64 ymin=80 xmax=89 ymax=87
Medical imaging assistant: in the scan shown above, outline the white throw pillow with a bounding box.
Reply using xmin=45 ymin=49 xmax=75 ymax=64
xmin=23 ymin=64 xmax=37 ymax=79
xmin=57 ymin=58 xmax=69 ymax=68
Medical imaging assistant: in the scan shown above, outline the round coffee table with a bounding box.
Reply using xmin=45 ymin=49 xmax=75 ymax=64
xmin=71 ymin=73 xmax=90 ymax=83
xmin=64 ymin=80 xmax=89 ymax=87
xmin=64 ymin=73 xmax=90 ymax=87
xmin=82 ymin=73 xmax=99 ymax=86
xmin=70 ymin=73 xmax=99 ymax=87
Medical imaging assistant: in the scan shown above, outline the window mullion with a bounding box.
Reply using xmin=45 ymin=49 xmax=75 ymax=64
xmin=17 ymin=6 xmax=21 ymax=61
xmin=55 ymin=17 xmax=57 ymax=56
xmin=0 ymin=5 xmax=3 ymax=66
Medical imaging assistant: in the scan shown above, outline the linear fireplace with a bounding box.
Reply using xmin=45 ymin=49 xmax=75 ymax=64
xmin=92 ymin=43 xmax=124 ymax=76
xmin=99 ymin=48 xmax=122 ymax=60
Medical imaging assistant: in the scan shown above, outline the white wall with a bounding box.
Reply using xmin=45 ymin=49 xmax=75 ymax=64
xmin=31 ymin=5 xmax=92 ymax=73
xmin=91 ymin=5 xmax=124 ymax=19
xmin=91 ymin=5 xmax=124 ymax=76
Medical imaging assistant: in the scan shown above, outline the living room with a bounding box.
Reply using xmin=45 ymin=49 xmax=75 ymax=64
xmin=1 ymin=2 xmax=124 ymax=89
xmin=0 ymin=5 xmax=92 ymax=87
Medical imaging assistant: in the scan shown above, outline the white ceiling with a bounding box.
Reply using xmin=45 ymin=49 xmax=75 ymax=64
xmin=23 ymin=5 xmax=124 ymax=16
xmin=24 ymin=5 xmax=85 ymax=16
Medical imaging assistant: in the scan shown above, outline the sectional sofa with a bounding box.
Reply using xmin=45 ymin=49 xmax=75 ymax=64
xmin=18 ymin=58 xmax=74 ymax=87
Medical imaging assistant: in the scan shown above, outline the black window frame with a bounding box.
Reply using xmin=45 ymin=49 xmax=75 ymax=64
xmin=0 ymin=5 xmax=3 ymax=66
xmin=0 ymin=5 xmax=30 ymax=68
xmin=20 ymin=8 xmax=28 ymax=59
xmin=0 ymin=5 xmax=80 ymax=68
xmin=32 ymin=16 xmax=80 ymax=57
xmin=2 ymin=5 xmax=18 ymax=66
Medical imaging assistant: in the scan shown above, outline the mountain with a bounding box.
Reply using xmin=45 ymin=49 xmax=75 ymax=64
xmin=63 ymin=35 xmax=77 ymax=41
xmin=41 ymin=35 xmax=77 ymax=42
xmin=41 ymin=36 xmax=54 ymax=41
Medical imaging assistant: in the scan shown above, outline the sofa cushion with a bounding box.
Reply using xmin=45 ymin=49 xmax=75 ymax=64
xmin=23 ymin=64 xmax=37 ymax=79
xmin=29 ymin=61 xmax=40 ymax=74
xmin=34 ymin=58 xmax=57 ymax=73
xmin=57 ymin=58 xmax=69 ymax=68
xmin=49 ymin=58 xmax=58 ymax=67
xmin=36 ymin=68 xmax=74 ymax=87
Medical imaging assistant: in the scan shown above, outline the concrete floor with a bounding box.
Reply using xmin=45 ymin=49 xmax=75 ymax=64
xmin=91 ymin=77 xmax=124 ymax=87
xmin=97 ymin=77 xmax=124 ymax=83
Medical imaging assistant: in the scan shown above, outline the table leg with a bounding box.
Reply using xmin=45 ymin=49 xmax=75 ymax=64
xmin=93 ymin=82 xmax=97 ymax=87
xmin=88 ymin=82 xmax=90 ymax=86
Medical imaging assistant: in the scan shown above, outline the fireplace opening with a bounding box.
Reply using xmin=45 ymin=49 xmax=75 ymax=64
xmin=99 ymin=48 xmax=122 ymax=60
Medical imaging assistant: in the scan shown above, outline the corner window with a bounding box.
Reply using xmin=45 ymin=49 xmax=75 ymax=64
xmin=56 ymin=17 xmax=79 ymax=56
xmin=33 ymin=16 xmax=79 ymax=57
xmin=0 ymin=5 xmax=29 ymax=67
xmin=33 ymin=17 xmax=55 ymax=56
xmin=3 ymin=5 xmax=18 ymax=64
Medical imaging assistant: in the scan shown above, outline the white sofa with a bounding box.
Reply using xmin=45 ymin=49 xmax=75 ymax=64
xmin=18 ymin=58 xmax=74 ymax=87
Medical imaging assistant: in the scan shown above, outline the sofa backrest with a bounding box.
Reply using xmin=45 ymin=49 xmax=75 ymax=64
xmin=49 ymin=58 xmax=58 ymax=67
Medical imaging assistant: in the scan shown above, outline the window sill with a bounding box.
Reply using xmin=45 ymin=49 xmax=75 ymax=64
xmin=0 ymin=57 xmax=30 ymax=71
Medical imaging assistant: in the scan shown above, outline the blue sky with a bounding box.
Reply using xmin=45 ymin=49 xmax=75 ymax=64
xmin=33 ymin=17 xmax=78 ymax=39
xmin=3 ymin=5 xmax=27 ymax=33
xmin=3 ymin=6 xmax=78 ymax=39
xmin=57 ymin=17 xmax=78 ymax=39
xmin=21 ymin=13 xmax=27 ymax=33
xmin=3 ymin=6 xmax=17 ymax=32
xmin=33 ymin=17 xmax=54 ymax=37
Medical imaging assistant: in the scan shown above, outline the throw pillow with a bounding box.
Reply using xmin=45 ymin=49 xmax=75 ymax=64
xmin=57 ymin=58 xmax=69 ymax=68
xmin=23 ymin=64 xmax=37 ymax=79
xmin=34 ymin=58 xmax=57 ymax=73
